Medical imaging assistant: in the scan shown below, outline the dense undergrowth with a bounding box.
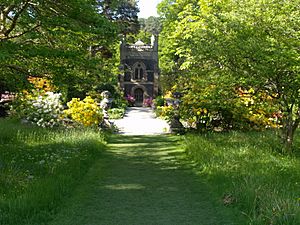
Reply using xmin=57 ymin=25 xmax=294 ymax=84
xmin=0 ymin=118 xmax=106 ymax=225
xmin=183 ymin=131 xmax=300 ymax=224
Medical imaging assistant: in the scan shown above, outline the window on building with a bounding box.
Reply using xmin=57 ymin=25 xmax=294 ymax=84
xmin=133 ymin=63 xmax=146 ymax=80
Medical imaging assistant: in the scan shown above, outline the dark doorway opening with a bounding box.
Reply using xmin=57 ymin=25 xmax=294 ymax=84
xmin=134 ymin=88 xmax=144 ymax=106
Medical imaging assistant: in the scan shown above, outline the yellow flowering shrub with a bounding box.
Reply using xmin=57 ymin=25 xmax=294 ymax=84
xmin=64 ymin=96 xmax=103 ymax=127
xmin=237 ymin=88 xmax=280 ymax=128
xmin=166 ymin=83 xmax=281 ymax=130
xmin=155 ymin=105 xmax=174 ymax=120
xmin=28 ymin=77 xmax=56 ymax=92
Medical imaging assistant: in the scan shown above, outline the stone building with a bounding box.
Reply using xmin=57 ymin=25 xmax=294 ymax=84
xmin=119 ymin=35 xmax=159 ymax=106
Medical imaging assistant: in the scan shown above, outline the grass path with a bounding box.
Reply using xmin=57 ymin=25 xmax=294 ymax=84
xmin=50 ymin=135 xmax=245 ymax=225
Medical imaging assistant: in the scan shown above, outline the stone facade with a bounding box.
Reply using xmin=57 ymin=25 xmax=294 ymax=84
xmin=119 ymin=36 xmax=159 ymax=106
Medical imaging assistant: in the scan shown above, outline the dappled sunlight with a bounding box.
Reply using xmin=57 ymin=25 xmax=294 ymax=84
xmin=107 ymin=135 xmax=186 ymax=171
xmin=104 ymin=183 xmax=146 ymax=191
xmin=47 ymin=133 xmax=247 ymax=225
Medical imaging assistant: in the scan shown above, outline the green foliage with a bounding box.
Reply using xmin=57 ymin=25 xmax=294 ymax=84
xmin=179 ymin=81 xmax=280 ymax=130
xmin=184 ymin=131 xmax=300 ymax=224
xmin=155 ymin=105 xmax=175 ymax=122
xmin=139 ymin=16 xmax=162 ymax=35
xmin=158 ymin=0 xmax=300 ymax=151
xmin=109 ymin=0 xmax=140 ymax=35
xmin=0 ymin=0 xmax=140 ymax=100
xmin=126 ymin=16 xmax=161 ymax=44
xmin=153 ymin=96 xmax=165 ymax=107
xmin=91 ymin=82 xmax=127 ymax=109
xmin=0 ymin=118 xmax=106 ymax=225
xmin=108 ymin=108 xmax=125 ymax=119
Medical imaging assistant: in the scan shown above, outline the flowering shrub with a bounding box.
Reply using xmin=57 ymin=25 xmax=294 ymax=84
xmin=64 ymin=96 xmax=103 ymax=127
xmin=125 ymin=94 xmax=135 ymax=106
xmin=155 ymin=105 xmax=175 ymax=121
xmin=178 ymin=85 xmax=281 ymax=130
xmin=234 ymin=88 xmax=281 ymax=128
xmin=28 ymin=76 xmax=56 ymax=92
xmin=11 ymin=91 xmax=64 ymax=128
xmin=143 ymin=97 xmax=153 ymax=107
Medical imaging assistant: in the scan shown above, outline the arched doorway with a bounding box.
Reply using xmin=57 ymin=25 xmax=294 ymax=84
xmin=134 ymin=88 xmax=144 ymax=106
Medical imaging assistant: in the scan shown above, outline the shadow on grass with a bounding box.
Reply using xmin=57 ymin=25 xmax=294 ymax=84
xmin=50 ymin=134 xmax=246 ymax=225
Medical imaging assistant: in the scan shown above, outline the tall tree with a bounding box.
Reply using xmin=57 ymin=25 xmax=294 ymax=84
xmin=100 ymin=0 xmax=139 ymax=35
xmin=0 ymin=0 xmax=138 ymax=99
xmin=158 ymin=0 xmax=300 ymax=151
xmin=141 ymin=16 xmax=162 ymax=35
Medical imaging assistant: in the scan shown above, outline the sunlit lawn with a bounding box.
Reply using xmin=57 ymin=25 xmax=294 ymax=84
xmin=184 ymin=130 xmax=300 ymax=224
xmin=1 ymin=117 xmax=300 ymax=225
xmin=0 ymin=118 xmax=106 ymax=225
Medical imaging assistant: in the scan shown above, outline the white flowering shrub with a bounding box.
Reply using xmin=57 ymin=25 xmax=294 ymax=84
xmin=12 ymin=91 xmax=64 ymax=128
xmin=27 ymin=92 xmax=64 ymax=128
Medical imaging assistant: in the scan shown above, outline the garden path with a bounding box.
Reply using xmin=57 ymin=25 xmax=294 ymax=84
xmin=50 ymin=135 xmax=244 ymax=225
xmin=113 ymin=107 xmax=170 ymax=135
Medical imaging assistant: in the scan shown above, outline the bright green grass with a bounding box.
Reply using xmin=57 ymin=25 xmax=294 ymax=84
xmin=50 ymin=135 xmax=245 ymax=225
xmin=0 ymin=118 xmax=106 ymax=225
xmin=183 ymin=131 xmax=300 ymax=224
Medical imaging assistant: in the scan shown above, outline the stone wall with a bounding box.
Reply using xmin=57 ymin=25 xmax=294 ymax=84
xmin=119 ymin=36 xmax=160 ymax=103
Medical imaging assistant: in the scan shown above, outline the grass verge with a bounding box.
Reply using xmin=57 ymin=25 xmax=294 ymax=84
xmin=183 ymin=131 xmax=300 ymax=225
xmin=0 ymin=118 xmax=106 ymax=225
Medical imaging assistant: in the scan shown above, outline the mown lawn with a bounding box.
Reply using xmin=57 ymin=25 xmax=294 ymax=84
xmin=183 ymin=131 xmax=300 ymax=224
xmin=1 ymin=118 xmax=299 ymax=225
xmin=49 ymin=135 xmax=245 ymax=225
xmin=0 ymin=119 xmax=106 ymax=225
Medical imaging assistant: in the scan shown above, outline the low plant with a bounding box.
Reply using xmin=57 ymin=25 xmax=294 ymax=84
xmin=155 ymin=105 xmax=175 ymax=121
xmin=153 ymin=96 xmax=165 ymax=107
xmin=143 ymin=97 xmax=153 ymax=107
xmin=125 ymin=94 xmax=135 ymax=107
xmin=108 ymin=108 xmax=125 ymax=119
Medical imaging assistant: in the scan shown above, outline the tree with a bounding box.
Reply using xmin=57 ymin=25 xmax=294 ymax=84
xmin=0 ymin=0 xmax=138 ymax=99
xmin=100 ymin=0 xmax=139 ymax=35
xmin=141 ymin=16 xmax=162 ymax=35
xmin=126 ymin=16 xmax=162 ymax=45
xmin=158 ymin=0 xmax=300 ymax=151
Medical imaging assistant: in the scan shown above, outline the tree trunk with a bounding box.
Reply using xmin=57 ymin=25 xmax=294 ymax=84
xmin=282 ymin=109 xmax=300 ymax=153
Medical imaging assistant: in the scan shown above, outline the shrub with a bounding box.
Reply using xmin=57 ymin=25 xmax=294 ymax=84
xmin=177 ymin=85 xmax=280 ymax=131
xmin=125 ymin=94 xmax=135 ymax=106
xmin=153 ymin=96 xmax=165 ymax=107
xmin=64 ymin=96 xmax=103 ymax=127
xmin=108 ymin=108 xmax=125 ymax=119
xmin=11 ymin=91 xmax=64 ymax=128
xmin=143 ymin=97 xmax=153 ymax=107
xmin=155 ymin=105 xmax=175 ymax=121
